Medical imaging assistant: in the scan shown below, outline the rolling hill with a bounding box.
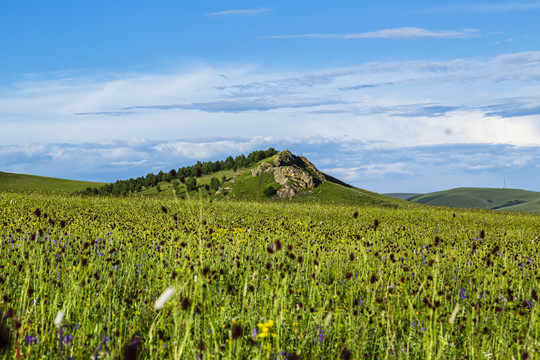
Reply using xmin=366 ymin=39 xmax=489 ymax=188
xmin=141 ymin=150 xmax=406 ymax=208
xmin=0 ymin=171 xmax=105 ymax=193
xmin=407 ymin=187 xmax=540 ymax=213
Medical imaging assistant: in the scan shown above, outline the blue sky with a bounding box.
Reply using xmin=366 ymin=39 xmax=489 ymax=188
xmin=1 ymin=0 xmax=539 ymax=193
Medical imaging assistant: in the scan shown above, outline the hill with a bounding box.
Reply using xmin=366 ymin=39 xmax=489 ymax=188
xmin=384 ymin=193 xmax=423 ymax=200
xmin=139 ymin=150 xmax=405 ymax=208
xmin=0 ymin=171 xmax=106 ymax=193
xmin=408 ymin=187 xmax=540 ymax=213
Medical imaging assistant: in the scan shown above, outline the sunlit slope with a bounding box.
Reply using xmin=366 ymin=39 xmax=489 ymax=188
xmin=0 ymin=171 xmax=105 ymax=193
xmin=408 ymin=187 xmax=540 ymax=212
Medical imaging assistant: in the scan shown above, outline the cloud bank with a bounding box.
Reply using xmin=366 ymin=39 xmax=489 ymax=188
xmin=1 ymin=138 xmax=538 ymax=193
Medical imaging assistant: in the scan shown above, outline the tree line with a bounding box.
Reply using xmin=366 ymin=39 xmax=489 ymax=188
xmin=79 ymin=148 xmax=278 ymax=196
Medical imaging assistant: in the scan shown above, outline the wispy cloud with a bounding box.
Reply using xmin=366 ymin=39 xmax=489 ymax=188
xmin=481 ymin=96 xmax=540 ymax=118
xmin=207 ymin=8 xmax=272 ymax=17
xmin=266 ymin=27 xmax=480 ymax=40
xmin=2 ymin=51 xmax=540 ymax=147
xmin=124 ymin=96 xmax=341 ymax=113
xmin=421 ymin=1 xmax=540 ymax=13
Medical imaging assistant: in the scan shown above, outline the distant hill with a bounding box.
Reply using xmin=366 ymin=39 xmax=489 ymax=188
xmin=408 ymin=187 xmax=540 ymax=213
xmin=384 ymin=193 xmax=423 ymax=200
xmin=0 ymin=171 xmax=105 ymax=193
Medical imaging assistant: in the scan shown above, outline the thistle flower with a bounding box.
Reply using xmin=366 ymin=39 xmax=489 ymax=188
xmin=340 ymin=348 xmax=353 ymax=360
xmin=154 ymin=288 xmax=175 ymax=310
xmin=231 ymin=324 xmax=243 ymax=340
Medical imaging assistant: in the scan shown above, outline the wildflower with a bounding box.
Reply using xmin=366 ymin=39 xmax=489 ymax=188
xmin=25 ymin=335 xmax=38 ymax=344
xmin=459 ymin=288 xmax=466 ymax=301
xmin=123 ymin=335 xmax=142 ymax=360
xmin=231 ymin=324 xmax=243 ymax=340
xmin=3 ymin=309 xmax=13 ymax=320
xmin=315 ymin=327 xmax=325 ymax=343
xmin=257 ymin=320 xmax=277 ymax=338
xmin=63 ymin=334 xmax=73 ymax=345
xmin=340 ymin=348 xmax=353 ymax=360
xmin=181 ymin=297 xmax=192 ymax=310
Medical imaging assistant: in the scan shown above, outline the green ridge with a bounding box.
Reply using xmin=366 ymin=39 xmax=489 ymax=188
xmin=0 ymin=171 xmax=105 ymax=193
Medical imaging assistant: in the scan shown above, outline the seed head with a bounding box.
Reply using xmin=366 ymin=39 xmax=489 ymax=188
xmin=154 ymin=288 xmax=175 ymax=310
xmin=54 ymin=311 xmax=65 ymax=328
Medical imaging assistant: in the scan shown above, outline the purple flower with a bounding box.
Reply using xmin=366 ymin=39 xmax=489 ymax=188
xmin=25 ymin=335 xmax=38 ymax=344
xmin=64 ymin=334 xmax=73 ymax=344
xmin=459 ymin=288 xmax=466 ymax=301
xmin=314 ymin=327 xmax=324 ymax=343
xmin=3 ymin=308 xmax=13 ymax=319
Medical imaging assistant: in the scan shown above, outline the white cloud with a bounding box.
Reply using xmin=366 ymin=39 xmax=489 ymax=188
xmin=207 ymin=8 xmax=272 ymax=16
xmin=266 ymin=27 xmax=480 ymax=40
xmin=1 ymin=51 xmax=540 ymax=148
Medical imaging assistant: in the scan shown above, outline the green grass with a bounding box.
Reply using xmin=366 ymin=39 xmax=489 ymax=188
xmin=501 ymin=199 xmax=540 ymax=214
xmin=408 ymin=187 xmax=540 ymax=213
xmin=0 ymin=171 xmax=105 ymax=193
xmin=1 ymin=190 xmax=539 ymax=359
xmin=384 ymin=193 xmax=424 ymax=201
xmin=289 ymin=181 xmax=406 ymax=208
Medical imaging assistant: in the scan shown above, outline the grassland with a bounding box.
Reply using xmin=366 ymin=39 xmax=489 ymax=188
xmin=0 ymin=172 xmax=105 ymax=194
xmin=1 ymin=190 xmax=539 ymax=359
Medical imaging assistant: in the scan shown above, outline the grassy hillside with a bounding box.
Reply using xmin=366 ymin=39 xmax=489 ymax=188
xmin=137 ymin=154 xmax=405 ymax=208
xmin=384 ymin=193 xmax=423 ymax=200
xmin=501 ymin=198 xmax=540 ymax=214
xmin=408 ymin=187 xmax=540 ymax=213
xmin=0 ymin=171 xmax=105 ymax=193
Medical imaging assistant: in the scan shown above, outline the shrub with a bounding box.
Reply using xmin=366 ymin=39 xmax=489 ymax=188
xmin=263 ymin=186 xmax=277 ymax=197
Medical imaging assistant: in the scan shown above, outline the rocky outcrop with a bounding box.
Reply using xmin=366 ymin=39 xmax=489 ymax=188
xmin=251 ymin=150 xmax=326 ymax=198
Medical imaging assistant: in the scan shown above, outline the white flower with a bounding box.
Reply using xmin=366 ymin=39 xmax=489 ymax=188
xmin=154 ymin=287 xmax=176 ymax=310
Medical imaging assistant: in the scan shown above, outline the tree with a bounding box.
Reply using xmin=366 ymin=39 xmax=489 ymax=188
xmin=221 ymin=175 xmax=227 ymax=183
xmin=210 ymin=177 xmax=220 ymax=191
xmin=185 ymin=177 xmax=197 ymax=191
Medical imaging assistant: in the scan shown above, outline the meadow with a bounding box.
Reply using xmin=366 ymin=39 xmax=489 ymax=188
xmin=0 ymin=190 xmax=539 ymax=359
